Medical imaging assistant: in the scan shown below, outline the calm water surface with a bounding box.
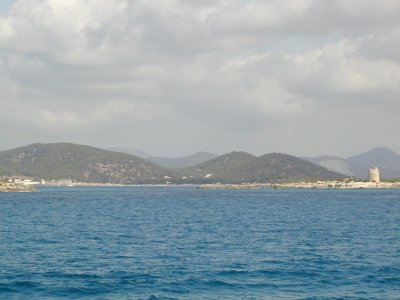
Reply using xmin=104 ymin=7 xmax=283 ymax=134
xmin=0 ymin=187 xmax=399 ymax=299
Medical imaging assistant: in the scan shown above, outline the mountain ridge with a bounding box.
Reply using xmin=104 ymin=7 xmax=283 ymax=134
xmin=0 ymin=143 xmax=347 ymax=184
xmin=304 ymin=147 xmax=400 ymax=179
xmin=106 ymin=148 xmax=219 ymax=168
xmin=184 ymin=151 xmax=345 ymax=183
xmin=0 ymin=143 xmax=172 ymax=184
xmin=149 ymin=151 xmax=218 ymax=168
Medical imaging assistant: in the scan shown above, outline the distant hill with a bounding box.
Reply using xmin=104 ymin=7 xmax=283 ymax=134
xmin=190 ymin=151 xmax=256 ymax=176
xmin=304 ymin=147 xmax=400 ymax=179
xmin=106 ymin=148 xmax=151 ymax=159
xmin=0 ymin=143 xmax=171 ymax=184
xmin=0 ymin=143 xmax=348 ymax=184
xmin=148 ymin=152 xmax=218 ymax=168
xmin=106 ymin=149 xmax=218 ymax=168
xmin=181 ymin=152 xmax=345 ymax=183
xmin=346 ymin=147 xmax=400 ymax=179
xmin=346 ymin=147 xmax=400 ymax=168
xmin=304 ymin=155 xmax=356 ymax=176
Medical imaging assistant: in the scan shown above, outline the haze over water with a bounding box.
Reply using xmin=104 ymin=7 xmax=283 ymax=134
xmin=1 ymin=186 xmax=399 ymax=299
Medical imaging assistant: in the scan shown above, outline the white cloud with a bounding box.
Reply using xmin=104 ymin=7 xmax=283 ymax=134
xmin=0 ymin=0 xmax=400 ymax=156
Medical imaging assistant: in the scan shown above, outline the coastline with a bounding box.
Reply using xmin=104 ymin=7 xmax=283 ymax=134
xmin=0 ymin=182 xmax=36 ymax=192
xmin=41 ymin=182 xmax=197 ymax=187
xmin=4 ymin=180 xmax=400 ymax=191
xmin=197 ymin=181 xmax=400 ymax=190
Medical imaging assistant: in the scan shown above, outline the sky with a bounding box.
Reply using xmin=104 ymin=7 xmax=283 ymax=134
xmin=0 ymin=0 xmax=13 ymax=14
xmin=0 ymin=0 xmax=399 ymax=157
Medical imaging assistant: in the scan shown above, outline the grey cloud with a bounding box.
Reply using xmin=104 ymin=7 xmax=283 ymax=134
xmin=356 ymin=30 xmax=400 ymax=63
xmin=0 ymin=0 xmax=399 ymax=156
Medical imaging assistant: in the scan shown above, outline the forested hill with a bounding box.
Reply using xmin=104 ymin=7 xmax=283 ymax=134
xmin=179 ymin=151 xmax=346 ymax=183
xmin=0 ymin=143 xmax=346 ymax=184
xmin=0 ymin=143 xmax=172 ymax=184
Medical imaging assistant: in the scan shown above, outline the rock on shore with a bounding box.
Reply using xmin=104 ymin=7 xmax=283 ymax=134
xmin=197 ymin=181 xmax=400 ymax=189
xmin=0 ymin=182 xmax=36 ymax=192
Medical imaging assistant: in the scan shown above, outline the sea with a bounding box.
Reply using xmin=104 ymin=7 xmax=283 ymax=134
xmin=0 ymin=186 xmax=399 ymax=299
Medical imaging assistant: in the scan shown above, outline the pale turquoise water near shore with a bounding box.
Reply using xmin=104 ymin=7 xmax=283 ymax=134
xmin=1 ymin=186 xmax=399 ymax=299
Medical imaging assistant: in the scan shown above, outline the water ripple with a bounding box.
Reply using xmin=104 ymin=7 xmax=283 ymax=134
xmin=0 ymin=186 xmax=399 ymax=299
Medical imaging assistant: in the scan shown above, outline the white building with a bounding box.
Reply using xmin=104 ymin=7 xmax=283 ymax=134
xmin=368 ymin=167 xmax=380 ymax=183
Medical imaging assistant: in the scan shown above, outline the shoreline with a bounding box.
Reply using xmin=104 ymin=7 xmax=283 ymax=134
xmin=0 ymin=182 xmax=36 ymax=192
xmin=4 ymin=181 xmax=400 ymax=191
xmin=197 ymin=181 xmax=400 ymax=190
xmin=41 ymin=183 xmax=197 ymax=187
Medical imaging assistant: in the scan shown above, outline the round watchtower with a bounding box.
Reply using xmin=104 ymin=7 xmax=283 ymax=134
xmin=368 ymin=167 xmax=380 ymax=183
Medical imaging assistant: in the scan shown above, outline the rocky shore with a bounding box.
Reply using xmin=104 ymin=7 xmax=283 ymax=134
xmin=197 ymin=183 xmax=271 ymax=189
xmin=198 ymin=181 xmax=400 ymax=190
xmin=0 ymin=182 xmax=36 ymax=192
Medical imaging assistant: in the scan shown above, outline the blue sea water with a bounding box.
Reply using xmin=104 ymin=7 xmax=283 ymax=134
xmin=0 ymin=187 xmax=399 ymax=299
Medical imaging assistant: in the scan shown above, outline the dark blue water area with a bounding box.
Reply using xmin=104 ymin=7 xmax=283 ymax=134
xmin=0 ymin=186 xmax=399 ymax=299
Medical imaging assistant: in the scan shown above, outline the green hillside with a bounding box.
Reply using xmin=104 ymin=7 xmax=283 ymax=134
xmin=179 ymin=151 xmax=346 ymax=183
xmin=0 ymin=143 xmax=172 ymax=184
xmin=0 ymin=143 xmax=346 ymax=184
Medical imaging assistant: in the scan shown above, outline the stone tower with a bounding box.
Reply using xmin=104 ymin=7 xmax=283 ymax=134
xmin=368 ymin=167 xmax=380 ymax=183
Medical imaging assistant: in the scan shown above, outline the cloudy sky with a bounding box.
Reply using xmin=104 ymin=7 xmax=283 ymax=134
xmin=0 ymin=0 xmax=399 ymax=157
